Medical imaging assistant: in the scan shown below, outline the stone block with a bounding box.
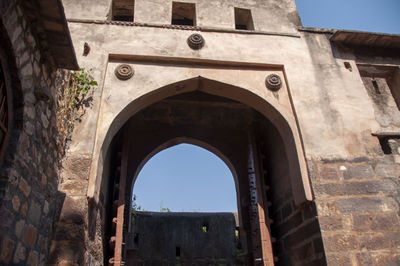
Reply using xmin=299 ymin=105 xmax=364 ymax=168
xmin=62 ymin=155 xmax=91 ymax=181
xmin=13 ymin=242 xmax=26 ymax=264
xmin=343 ymin=164 xmax=374 ymax=179
xmin=335 ymin=197 xmax=398 ymax=214
xmin=20 ymin=62 xmax=33 ymax=77
xmin=27 ymin=250 xmax=39 ymax=266
xmin=23 ymin=224 xmax=38 ymax=247
xmin=281 ymin=202 xmax=293 ymax=220
xmin=390 ymin=232 xmax=400 ymax=248
xmin=28 ymin=200 xmax=42 ymax=226
xmin=323 ymin=234 xmax=358 ymax=252
xmin=19 ymin=177 xmax=31 ymax=197
xmin=43 ymin=200 xmax=49 ymax=215
xmin=353 ymin=213 xmax=400 ymax=231
xmin=357 ymin=233 xmax=391 ymax=250
xmin=275 ymin=211 xmax=302 ymax=237
xmin=292 ymin=241 xmax=313 ymax=261
xmin=314 ymin=179 xmax=396 ymax=197
xmin=15 ymin=219 xmax=25 ymax=238
xmin=316 ymin=201 xmax=339 ymax=216
xmin=375 ymin=163 xmax=400 ymax=178
xmin=54 ymin=222 xmax=85 ymax=242
xmin=48 ymin=240 xmax=84 ymax=265
xmin=283 ymin=219 xmax=321 ymax=248
xmin=21 ymin=202 xmax=28 ymax=217
xmin=59 ymin=180 xmax=88 ymax=196
xmin=319 ymin=165 xmax=339 ymax=181
xmin=326 ymin=254 xmax=352 ymax=266
xmin=357 ymin=252 xmax=400 ymax=266
xmin=319 ymin=216 xmax=343 ymax=231
xmin=12 ymin=195 xmax=20 ymax=211
xmin=59 ymin=196 xmax=87 ymax=225
xmin=0 ymin=237 xmax=15 ymax=263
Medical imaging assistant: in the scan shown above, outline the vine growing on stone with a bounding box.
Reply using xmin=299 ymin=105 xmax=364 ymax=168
xmin=71 ymin=68 xmax=98 ymax=108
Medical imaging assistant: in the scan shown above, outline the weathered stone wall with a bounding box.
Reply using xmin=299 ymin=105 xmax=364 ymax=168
xmin=127 ymin=212 xmax=238 ymax=264
xmin=48 ymin=0 xmax=400 ymax=265
xmin=0 ymin=1 xmax=73 ymax=265
xmin=310 ymin=156 xmax=400 ymax=265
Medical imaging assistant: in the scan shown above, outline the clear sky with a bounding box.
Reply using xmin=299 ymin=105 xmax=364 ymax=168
xmin=295 ymin=0 xmax=400 ymax=34
xmin=132 ymin=1 xmax=399 ymax=212
xmin=133 ymin=144 xmax=237 ymax=212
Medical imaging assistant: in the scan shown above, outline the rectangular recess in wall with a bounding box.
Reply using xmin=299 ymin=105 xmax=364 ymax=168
xmin=112 ymin=0 xmax=135 ymax=22
xmin=234 ymin=7 xmax=254 ymax=30
xmin=172 ymin=2 xmax=196 ymax=26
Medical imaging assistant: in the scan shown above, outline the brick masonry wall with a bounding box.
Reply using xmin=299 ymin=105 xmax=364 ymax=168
xmin=0 ymin=1 xmax=72 ymax=265
xmin=309 ymin=155 xmax=400 ymax=266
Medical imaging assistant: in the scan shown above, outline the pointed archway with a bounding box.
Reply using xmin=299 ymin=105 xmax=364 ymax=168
xmin=93 ymin=78 xmax=321 ymax=265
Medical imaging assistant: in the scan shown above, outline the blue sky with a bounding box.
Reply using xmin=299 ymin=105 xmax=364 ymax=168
xmin=133 ymin=1 xmax=399 ymax=212
xmin=133 ymin=144 xmax=237 ymax=212
xmin=295 ymin=0 xmax=400 ymax=34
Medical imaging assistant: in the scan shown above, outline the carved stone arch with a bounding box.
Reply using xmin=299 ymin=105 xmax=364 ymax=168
xmin=89 ymin=76 xmax=312 ymax=206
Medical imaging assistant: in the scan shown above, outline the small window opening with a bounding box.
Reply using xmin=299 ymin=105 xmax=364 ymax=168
xmin=133 ymin=233 xmax=139 ymax=246
xmin=234 ymin=7 xmax=254 ymax=30
xmin=176 ymin=246 xmax=181 ymax=257
xmin=379 ymin=137 xmax=392 ymax=154
xmin=172 ymin=2 xmax=196 ymax=26
xmin=112 ymin=0 xmax=135 ymax=22
xmin=202 ymin=223 xmax=208 ymax=233
xmin=372 ymin=79 xmax=380 ymax=94
xmin=344 ymin=62 xmax=352 ymax=72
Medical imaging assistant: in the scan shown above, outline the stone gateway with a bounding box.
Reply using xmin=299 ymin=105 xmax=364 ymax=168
xmin=0 ymin=0 xmax=399 ymax=265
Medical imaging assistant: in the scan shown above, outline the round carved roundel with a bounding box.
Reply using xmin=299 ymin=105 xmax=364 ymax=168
xmin=265 ymin=74 xmax=282 ymax=91
xmin=115 ymin=64 xmax=134 ymax=80
xmin=187 ymin=33 xmax=205 ymax=50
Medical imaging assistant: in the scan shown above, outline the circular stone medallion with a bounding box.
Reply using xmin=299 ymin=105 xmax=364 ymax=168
xmin=187 ymin=33 xmax=205 ymax=50
xmin=115 ymin=64 xmax=134 ymax=80
xmin=265 ymin=74 xmax=282 ymax=91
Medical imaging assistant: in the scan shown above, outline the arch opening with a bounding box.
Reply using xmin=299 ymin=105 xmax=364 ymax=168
xmin=131 ymin=141 xmax=239 ymax=213
xmin=97 ymin=79 xmax=319 ymax=265
xmin=128 ymin=143 xmax=242 ymax=263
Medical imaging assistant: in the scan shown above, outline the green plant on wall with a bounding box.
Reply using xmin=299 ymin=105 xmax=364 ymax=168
xmin=71 ymin=68 xmax=98 ymax=108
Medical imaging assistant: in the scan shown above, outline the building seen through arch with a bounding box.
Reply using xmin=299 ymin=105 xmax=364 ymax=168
xmin=129 ymin=143 xmax=240 ymax=264
xmin=0 ymin=0 xmax=399 ymax=266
